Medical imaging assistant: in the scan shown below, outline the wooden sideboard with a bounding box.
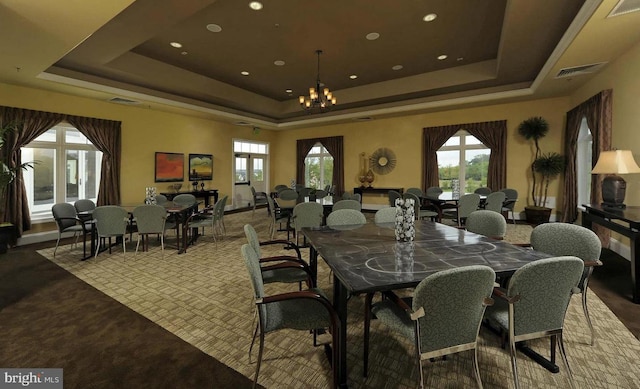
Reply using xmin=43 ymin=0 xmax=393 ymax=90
xmin=161 ymin=190 xmax=219 ymax=207
xmin=353 ymin=187 xmax=404 ymax=203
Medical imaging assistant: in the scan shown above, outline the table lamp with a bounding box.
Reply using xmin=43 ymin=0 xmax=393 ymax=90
xmin=591 ymin=149 xmax=640 ymax=208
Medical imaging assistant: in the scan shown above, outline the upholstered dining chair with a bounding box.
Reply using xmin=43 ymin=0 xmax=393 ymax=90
xmin=243 ymin=224 xmax=312 ymax=288
xmin=314 ymin=189 xmax=328 ymax=199
xmin=52 ymin=202 xmax=90 ymax=257
xmin=172 ymin=193 xmax=197 ymax=206
xmin=425 ymin=186 xmax=443 ymax=198
xmin=266 ymin=195 xmax=289 ymax=239
xmin=483 ymin=191 xmax=506 ymax=213
xmin=74 ymin=199 xmax=96 ymax=222
xmin=500 ymin=188 xmax=518 ymax=224
xmin=374 ymin=207 xmax=397 ymax=224
xmin=240 ymin=244 xmax=339 ymax=389
xmin=326 ymin=209 xmax=366 ymax=227
xmin=250 ymin=186 xmax=269 ymax=216
xmin=388 ymin=190 xmax=402 ymax=207
xmin=331 ymin=199 xmax=361 ymax=212
xmin=483 ymin=256 xmax=584 ymax=389
xmin=474 ymin=187 xmax=492 ymax=195
xmin=291 ymin=202 xmax=324 ymax=246
xmin=274 ymin=184 xmax=289 ymax=193
xmin=465 ymin=210 xmax=507 ymax=240
xmin=443 ymin=193 xmax=481 ymax=227
xmin=530 ymin=223 xmax=603 ymax=345
xmin=405 ymin=187 xmax=424 ymax=198
xmin=364 ymin=265 xmax=495 ymax=388
xmin=154 ymin=194 xmax=168 ymax=205
xmin=403 ymin=192 xmax=438 ymax=221
xmin=92 ymin=205 xmax=129 ymax=259
xmin=132 ymin=204 xmax=170 ymax=257
xmin=216 ymin=195 xmax=228 ymax=236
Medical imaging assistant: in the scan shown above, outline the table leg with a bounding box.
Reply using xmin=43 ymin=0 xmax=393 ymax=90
xmin=81 ymin=223 xmax=97 ymax=261
xmin=309 ymin=246 xmax=318 ymax=286
xmin=333 ymin=275 xmax=349 ymax=388
xmin=632 ymin=234 xmax=640 ymax=303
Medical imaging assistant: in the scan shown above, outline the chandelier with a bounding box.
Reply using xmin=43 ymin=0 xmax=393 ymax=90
xmin=299 ymin=50 xmax=337 ymax=112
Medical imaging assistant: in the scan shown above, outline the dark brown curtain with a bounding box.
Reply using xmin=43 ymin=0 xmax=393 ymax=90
xmin=561 ymin=90 xmax=612 ymax=245
xmin=66 ymin=116 xmax=122 ymax=206
xmin=0 ymin=107 xmax=65 ymax=235
xmin=422 ymin=120 xmax=507 ymax=191
xmin=296 ymin=136 xmax=344 ymax=196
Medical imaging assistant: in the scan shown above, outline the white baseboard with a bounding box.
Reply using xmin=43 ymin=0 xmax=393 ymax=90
xmin=608 ymin=237 xmax=632 ymax=261
xmin=17 ymin=231 xmax=60 ymax=246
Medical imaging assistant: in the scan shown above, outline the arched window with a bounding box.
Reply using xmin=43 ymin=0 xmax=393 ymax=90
xmin=577 ymin=117 xmax=593 ymax=207
xmin=436 ymin=130 xmax=490 ymax=193
xmin=304 ymin=143 xmax=333 ymax=189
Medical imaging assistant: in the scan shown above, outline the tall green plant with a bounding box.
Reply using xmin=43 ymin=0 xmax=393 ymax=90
xmin=0 ymin=122 xmax=35 ymax=220
xmin=533 ymin=152 xmax=565 ymax=208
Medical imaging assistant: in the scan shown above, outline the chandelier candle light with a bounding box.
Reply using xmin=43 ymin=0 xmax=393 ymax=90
xmin=299 ymin=50 xmax=336 ymax=112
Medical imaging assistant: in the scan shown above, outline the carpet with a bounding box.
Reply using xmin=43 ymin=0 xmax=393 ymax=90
xmin=37 ymin=212 xmax=640 ymax=388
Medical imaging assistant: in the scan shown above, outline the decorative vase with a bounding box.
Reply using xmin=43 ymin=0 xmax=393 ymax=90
xmin=365 ymin=169 xmax=375 ymax=188
xmin=145 ymin=187 xmax=157 ymax=204
xmin=394 ymin=241 xmax=415 ymax=281
xmin=394 ymin=197 xmax=415 ymax=242
xmin=358 ymin=174 xmax=366 ymax=188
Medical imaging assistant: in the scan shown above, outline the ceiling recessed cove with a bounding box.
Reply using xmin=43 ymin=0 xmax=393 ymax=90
xmin=608 ymin=0 xmax=640 ymax=17
xmin=555 ymin=62 xmax=607 ymax=78
xmin=109 ymin=97 xmax=140 ymax=105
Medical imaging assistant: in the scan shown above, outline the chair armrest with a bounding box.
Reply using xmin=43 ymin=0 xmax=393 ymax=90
xmin=259 ymin=290 xmax=338 ymax=324
xmin=513 ymin=243 xmax=532 ymax=248
xmin=584 ymin=259 xmax=603 ymax=267
xmin=492 ymin=286 xmax=520 ymax=304
xmin=261 ymin=260 xmax=311 ymax=274
xmin=381 ymin=290 xmax=412 ymax=312
xmin=259 ymin=239 xmax=302 ymax=258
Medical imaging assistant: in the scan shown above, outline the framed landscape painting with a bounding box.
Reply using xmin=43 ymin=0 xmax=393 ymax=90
xmin=189 ymin=153 xmax=213 ymax=180
xmin=155 ymin=152 xmax=184 ymax=182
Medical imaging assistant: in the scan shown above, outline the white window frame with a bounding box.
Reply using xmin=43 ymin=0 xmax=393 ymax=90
xmin=577 ymin=117 xmax=593 ymax=210
xmin=437 ymin=130 xmax=490 ymax=193
xmin=304 ymin=142 xmax=333 ymax=189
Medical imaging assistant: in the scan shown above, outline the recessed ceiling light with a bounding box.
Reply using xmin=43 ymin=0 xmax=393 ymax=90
xmin=349 ymin=75 xmax=358 ymax=79
xmin=392 ymin=65 xmax=403 ymax=71
xmin=285 ymin=89 xmax=293 ymax=93
xmin=274 ymin=60 xmax=285 ymax=66
xmin=170 ymin=42 xmax=182 ymax=48
xmin=249 ymin=2 xmax=263 ymax=10
xmin=206 ymin=24 xmax=222 ymax=33
xmin=437 ymin=55 xmax=448 ymax=60
xmin=365 ymin=32 xmax=380 ymax=41
xmin=423 ymin=13 xmax=437 ymax=22
xmin=457 ymin=57 xmax=464 ymax=61
xmin=181 ymin=51 xmax=188 ymax=55
xmin=241 ymin=71 xmax=250 ymax=76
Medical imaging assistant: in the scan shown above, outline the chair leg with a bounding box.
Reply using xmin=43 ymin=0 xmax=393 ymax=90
xmin=556 ymin=333 xmax=576 ymax=389
xmin=581 ymin=289 xmax=595 ymax=346
xmin=472 ymin=347 xmax=483 ymax=389
xmin=363 ymin=292 xmax=374 ymax=377
xmin=248 ymin=318 xmax=260 ymax=363
xmin=253 ymin=330 xmax=265 ymax=389
xmin=331 ymin=322 xmax=340 ymax=389
xmin=54 ymin=233 xmax=62 ymax=257
xmin=508 ymin=337 xmax=520 ymax=389
xmin=135 ymin=235 xmax=142 ymax=255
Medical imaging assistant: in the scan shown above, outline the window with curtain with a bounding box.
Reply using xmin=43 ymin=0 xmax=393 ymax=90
xmin=22 ymin=123 xmax=102 ymax=220
xmin=304 ymin=143 xmax=333 ymax=189
xmin=577 ymin=117 xmax=593 ymax=208
xmin=436 ymin=130 xmax=490 ymax=193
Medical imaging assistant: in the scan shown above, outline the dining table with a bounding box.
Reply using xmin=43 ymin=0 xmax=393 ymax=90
xmin=423 ymin=192 xmax=491 ymax=221
xmin=302 ymin=220 xmax=552 ymax=388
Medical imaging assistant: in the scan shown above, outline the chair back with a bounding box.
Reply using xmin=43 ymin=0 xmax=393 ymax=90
xmin=374 ymin=207 xmax=397 ymax=224
xmin=241 ymin=244 xmax=266 ymax=306
xmin=506 ymin=256 xmax=583 ymax=336
xmin=74 ymin=199 xmax=96 ymax=214
xmin=315 ymin=189 xmax=328 ymax=199
xmin=484 ymin=191 xmax=506 ymax=213
xmin=155 ymin=194 xmax=168 ymax=205
xmin=292 ymin=202 xmax=324 ymax=232
xmin=243 ymin=224 xmax=263 ymax=257
xmin=465 ymin=210 xmax=507 ymax=239
xmin=457 ymin=193 xmax=481 ymax=220
xmin=274 ymin=184 xmax=289 ymax=193
xmin=499 ymin=188 xmax=518 ymax=210
xmin=530 ymin=223 xmax=601 ymax=290
xmin=332 ymin=199 xmax=361 ymax=212
xmin=402 ymin=193 xmax=422 ymax=220
xmin=388 ymin=190 xmax=401 ymax=207
xmin=279 ymin=188 xmax=298 ymax=201
xmin=52 ymin=203 xmax=79 ymax=231
xmin=297 ymin=187 xmax=314 ymax=198
xmin=474 ymin=187 xmax=492 ymax=195
xmin=250 ymin=186 xmax=257 ymax=197
xmin=405 ymin=187 xmax=423 ymax=197
xmin=425 ymin=186 xmax=443 ymax=198
xmin=413 ymin=265 xmax=495 ymax=354
xmin=173 ymin=193 xmax=197 ymax=206
xmin=92 ymin=206 xmax=129 ymax=237
xmin=133 ymin=205 xmax=167 ymax=234
xmin=217 ymin=195 xmax=228 ymax=218
xmin=327 ymin=209 xmax=366 ymax=227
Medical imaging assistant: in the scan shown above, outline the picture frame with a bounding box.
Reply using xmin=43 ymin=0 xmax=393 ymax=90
xmin=189 ymin=153 xmax=213 ymax=180
xmin=154 ymin=152 xmax=184 ymax=182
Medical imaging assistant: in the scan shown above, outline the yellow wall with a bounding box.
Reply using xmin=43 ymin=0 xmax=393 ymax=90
xmin=0 ymin=83 xmax=278 ymax=205
xmin=273 ymin=98 xmax=570 ymax=215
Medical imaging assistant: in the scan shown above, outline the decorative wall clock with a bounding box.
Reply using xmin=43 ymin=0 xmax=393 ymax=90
xmin=369 ymin=147 xmax=397 ymax=175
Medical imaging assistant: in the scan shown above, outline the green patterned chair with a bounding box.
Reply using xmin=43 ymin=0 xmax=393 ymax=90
xmin=387 ymin=190 xmax=402 ymax=207
xmin=403 ymin=192 xmax=438 ymax=221
xmin=326 ymin=209 xmax=366 ymax=228
xmin=484 ymin=256 xmax=584 ymax=389
xmin=466 ymin=210 xmax=507 ymax=240
xmin=530 ymin=223 xmax=603 ymax=345
xmin=483 ymin=191 xmax=506 ymax=213
xmin=243 ymin=224 xmax=312 ymax=288
xmin=52 ymin=202 xmax=90 ymax=257
xmin=291 ymin=202 xmax=324 ymax=246
xmin=331 ymin=199 xmax=361 ymax=212
xmin=132 ymin=204 xmax=170 ymax=257
xmin=240 ymin=244 xmax=340 ymax=389
xmin=265 ymin=195 xmax=290 ymax=239
xmin=92 ymin=205 xmax=129 ymax=259
xmin=363 ymin=265 xmax=495 ymax=388
xmin=499 ymin=188 xmax=518 ymax=224
xmin=374 ymin=207 xmax=397 ymax=224
xmin=443 ymin=193 xmax=481 ymax=227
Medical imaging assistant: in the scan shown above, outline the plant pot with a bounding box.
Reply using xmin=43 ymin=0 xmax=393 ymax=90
xmin=524 ymin=206 xmax=552 ymax=225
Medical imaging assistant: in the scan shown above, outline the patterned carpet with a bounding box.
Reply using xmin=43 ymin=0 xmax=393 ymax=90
xmin=39 ymin=211 xmax=640 ymax=388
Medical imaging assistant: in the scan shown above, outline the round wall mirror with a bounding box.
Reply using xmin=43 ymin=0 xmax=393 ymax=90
xmin=370 ymin=148 xmax=396 ymax=175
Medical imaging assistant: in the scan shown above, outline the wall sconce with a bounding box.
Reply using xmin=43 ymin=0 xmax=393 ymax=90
xmin=591 ymin=149 xmax=640 ymax=208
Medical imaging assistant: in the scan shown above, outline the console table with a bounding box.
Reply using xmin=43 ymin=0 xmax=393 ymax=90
xmin=161 ymin=190 xmax=219 ymax=207
xmin=353 ymin=187 xmax=403 ymax=203
xmin=582 ymin=204 xmax=640 ymax=303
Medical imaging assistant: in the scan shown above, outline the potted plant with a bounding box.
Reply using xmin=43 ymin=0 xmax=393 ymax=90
xmin=517 ymin=117 xmax=565 ymax=224
xmin=0 ymin=122 xmax=35 ymax=222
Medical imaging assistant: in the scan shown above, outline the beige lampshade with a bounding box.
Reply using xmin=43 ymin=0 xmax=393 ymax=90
xmin=591 ymin=150 xmax=640 ymax=174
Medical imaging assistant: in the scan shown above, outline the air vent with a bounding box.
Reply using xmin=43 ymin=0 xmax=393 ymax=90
xmin=608 ymin=0 xmax=640 ymax=17
xmin=555 ymin=62 xmax=607 ymax=78
xmin=108 ymin=97 xmax=140 ymax=105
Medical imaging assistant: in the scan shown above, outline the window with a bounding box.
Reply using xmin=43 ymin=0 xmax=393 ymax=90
xmin=22 ymin=124 xmax=102 ymax=220
xmin=304 ymin=143 xmax=333 ymax=189
xmin=577 ymin=117 xmax=593 ymax=207
xmin=436 ymin=131 xmax=490 ymax=193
